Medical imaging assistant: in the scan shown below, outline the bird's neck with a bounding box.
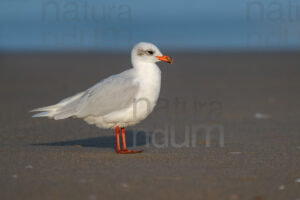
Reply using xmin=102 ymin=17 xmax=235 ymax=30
xmin=132 ymin=61 xmax=161 ymax=88
xmin=132 ymin=61 xmax=160 ymax=74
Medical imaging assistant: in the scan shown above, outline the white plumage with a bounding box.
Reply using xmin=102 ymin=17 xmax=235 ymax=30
xmin=31 ymin=42 xmax=173 ymax=129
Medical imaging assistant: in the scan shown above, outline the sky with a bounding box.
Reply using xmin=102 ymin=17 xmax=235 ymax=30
xmin=1 ymin=0 xmax=300 ymax=52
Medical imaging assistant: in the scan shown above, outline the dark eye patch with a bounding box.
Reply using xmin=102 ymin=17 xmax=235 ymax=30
xmin=137 ymin=49 xmax=144 ymax=56
xmin=137 ymin=49 xmax=155 ymax=56
xmin=146 ymin=50 xmax=154 ymax=55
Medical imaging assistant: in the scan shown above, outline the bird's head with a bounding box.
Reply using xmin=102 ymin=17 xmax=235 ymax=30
xmin=131 ymin=42 xmax=173 ymax=65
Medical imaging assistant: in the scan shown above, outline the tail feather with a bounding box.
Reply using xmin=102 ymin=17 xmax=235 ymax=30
xmin=30 ymin=104 xmax=59 ymax=113
xmin=30 ymin=92 xmax=84 ymax=119
xmin=32 ymin=111 xmax=51 ymax=118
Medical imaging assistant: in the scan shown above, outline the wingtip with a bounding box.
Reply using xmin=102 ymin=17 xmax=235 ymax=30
xmin=32 ymin=112 xmax=50 ymax=118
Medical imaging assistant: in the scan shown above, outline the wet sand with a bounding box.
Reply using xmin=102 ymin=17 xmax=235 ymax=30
xmin=0 ymin=53 xmax=300 ymax=200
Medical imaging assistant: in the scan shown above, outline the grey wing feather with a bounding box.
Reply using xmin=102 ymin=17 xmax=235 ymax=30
xmin=54 ymin=70 xmax=139 ymax=119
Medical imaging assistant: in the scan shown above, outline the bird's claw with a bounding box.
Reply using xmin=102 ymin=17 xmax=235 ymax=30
xmin=116 ymin=149 xmax=143 ymax=154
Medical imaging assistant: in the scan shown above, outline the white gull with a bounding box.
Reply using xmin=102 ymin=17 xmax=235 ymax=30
xmin=31 ymin=42 xmax=173 ymax=154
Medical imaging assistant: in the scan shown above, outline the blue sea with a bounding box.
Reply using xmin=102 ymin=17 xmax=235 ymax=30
xmin=1 ymin=0 xmax=300 ymax=52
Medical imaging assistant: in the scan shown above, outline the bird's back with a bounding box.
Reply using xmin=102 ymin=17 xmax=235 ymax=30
xmin=32 ymin=69 xmax=140 ymax=121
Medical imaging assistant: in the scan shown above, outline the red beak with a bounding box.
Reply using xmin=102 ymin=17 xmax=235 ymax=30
xmin=156 ymin=55 xmax=173 ymax=64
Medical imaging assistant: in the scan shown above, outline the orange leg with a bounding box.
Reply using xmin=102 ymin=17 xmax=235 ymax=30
xmin=121 ymin=127 xmax=127 ymax=150
xmin=116 ymin=127 xmax=143 ymax=154
xmin=115 ymin=126 xmax=121 ymax=152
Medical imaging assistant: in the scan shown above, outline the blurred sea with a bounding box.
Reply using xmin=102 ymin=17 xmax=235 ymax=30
xmin=1 ymin=0 xmax=300 ymax=52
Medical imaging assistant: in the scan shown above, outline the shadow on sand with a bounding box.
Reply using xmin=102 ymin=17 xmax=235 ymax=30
xmin=33 ymin=130 xmax=149 ymax=149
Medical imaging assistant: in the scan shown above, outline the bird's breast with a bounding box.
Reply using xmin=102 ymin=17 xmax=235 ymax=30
xmin=133 ymin=66 xmax=161 ymax=118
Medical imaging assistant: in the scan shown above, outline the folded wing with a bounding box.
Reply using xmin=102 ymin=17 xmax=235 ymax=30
xmin=32 ymin=70 xmax=139 ymax=120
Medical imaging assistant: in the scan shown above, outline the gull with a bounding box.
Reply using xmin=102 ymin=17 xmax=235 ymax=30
xmin=31 ymin=42 xmax=173 ymax=154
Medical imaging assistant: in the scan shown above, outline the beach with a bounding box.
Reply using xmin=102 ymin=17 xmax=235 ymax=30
xmin=0 ymin=53 xmax=300 ymax=200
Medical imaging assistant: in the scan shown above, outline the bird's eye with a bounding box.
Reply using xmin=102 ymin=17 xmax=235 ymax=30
xmin=147 ymin=50 xmax=154 ymax=55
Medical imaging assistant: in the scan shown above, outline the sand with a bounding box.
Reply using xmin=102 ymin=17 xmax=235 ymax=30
xmin=0 ymin=52 xmax=299 ymax=200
